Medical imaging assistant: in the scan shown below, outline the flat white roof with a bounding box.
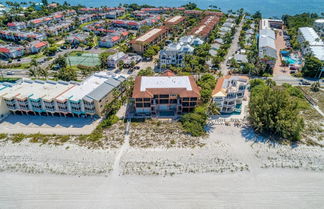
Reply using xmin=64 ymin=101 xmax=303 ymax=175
xmin=310 ymin=46 xmax=324 ymax=61
xmin=136 ymin=28 xmax=162 ymax=42
xmin=140 ymin=76 xmax=192 ymax=91
xmin=57 ymin=72 xmax=109 ymax=101
xmin=167 ymin=15 xmax=182 ymax=23
xmin=57 ymin=72 xmax=128 ymax=102
xmin=299 ymin=27 xmax=324 ymax=46
xmin=1 ymin=79 xmax=73 ymax=101
xmin=315 ymin=19 xmax=324 ymax=24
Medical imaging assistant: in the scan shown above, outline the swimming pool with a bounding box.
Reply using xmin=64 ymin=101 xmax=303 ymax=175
xmin=283 ymin=56 xmax=302 ymax=65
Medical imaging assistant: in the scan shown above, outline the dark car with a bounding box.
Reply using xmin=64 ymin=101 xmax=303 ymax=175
xmin=300 ymin=80 xmax=311 ymax=85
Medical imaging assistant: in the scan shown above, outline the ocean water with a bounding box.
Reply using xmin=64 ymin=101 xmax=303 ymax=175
xmin=47 ymin=0 xmax=324 ymax=17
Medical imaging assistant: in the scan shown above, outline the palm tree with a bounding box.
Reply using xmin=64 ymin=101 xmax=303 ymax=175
xmin=28 ymin=67 xmax=38 ymax=78
xmin=208 ymin=102 xmax=220 ymax=115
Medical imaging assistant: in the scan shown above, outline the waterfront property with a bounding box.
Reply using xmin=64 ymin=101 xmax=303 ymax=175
xmin=130 ymin=26 xmax=168 ymax=54
xmin=131 ymin=70 xmax=201 ymax=117
xmin=297 ymin=27 xmax=324 ymax=61
xmin=0 ymin=72 xmax=127 ymax=118
xmin=260 ymin=19 xmax=283 ymax=30
xmin=212 ymin=75 xmax=248 ymax=114
xmin=188 ymin=15 xmax=221 ymax=40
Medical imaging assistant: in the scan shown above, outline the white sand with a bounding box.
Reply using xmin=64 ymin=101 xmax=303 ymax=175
xmin=0 ymin=141 xmax=117 ymax=176
xmin=0 ymin=170 xmax=323 ymax=209
xmin=0 ymin=124 xmax=323 ymax=208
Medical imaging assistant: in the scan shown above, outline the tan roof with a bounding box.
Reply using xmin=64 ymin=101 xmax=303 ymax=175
xmin=212 ymin=75 xmax=249 ymax=96
xmin=164 ymin=16 xmax=186 ymax=26
xmin=130 ymin=26 xmax=168 ymax=45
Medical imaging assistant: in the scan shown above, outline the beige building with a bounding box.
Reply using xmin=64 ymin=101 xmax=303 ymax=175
xmin=0 ymin=72 xmax=127 ymax=118
xmin=130 ymin=26 xmax=168 ymax=54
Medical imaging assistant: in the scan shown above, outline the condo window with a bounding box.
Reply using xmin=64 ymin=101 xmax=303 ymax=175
xmin=183 ymin=97 xmax=189 ymax=101
xmin=160 ymin=94 xmax=169 ymax=98
xmin=136 ymin=103 xmax=143 ymax=107
xmin=144 ymin=98 xmax=150 ymax=101
xmin=170 ymin=99 xmax=177 ymax=104
xmin=191 ymin=97 xmax=197 ymax=101
xmin=144 ymin=103 xmax=150 ymax=107
xmin=136 ymin=98 xmax=142 ymax=102
xmin=160 ymin=99 xmax=169 ymax=104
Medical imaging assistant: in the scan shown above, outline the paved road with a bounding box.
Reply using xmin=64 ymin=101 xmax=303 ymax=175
xmin=220 ymin=16 xmax=245 ymax=75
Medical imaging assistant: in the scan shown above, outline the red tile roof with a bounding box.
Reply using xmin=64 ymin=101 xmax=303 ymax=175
xmin=0 ymin=48 xmax=10 ymax=53
xmin=34 ymin=41 xmax=48 ymax=48
xmin=111 ymin=36 xmax=120 ymax=42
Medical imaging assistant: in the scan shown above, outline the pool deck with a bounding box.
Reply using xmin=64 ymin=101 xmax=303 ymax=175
xmin=273 ymin=29 xmax=291 ymax=78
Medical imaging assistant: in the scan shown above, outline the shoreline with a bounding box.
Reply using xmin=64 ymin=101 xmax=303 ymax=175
xmin=1 ymin=169 xmax=324 ymax=209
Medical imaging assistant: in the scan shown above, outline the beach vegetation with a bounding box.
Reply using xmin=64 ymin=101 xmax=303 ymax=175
xmin=249 ymin=79 xmax=305 ymax=141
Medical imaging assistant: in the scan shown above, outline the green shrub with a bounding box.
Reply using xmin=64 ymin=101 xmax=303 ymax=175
xmin=11 ymin=134 xmax=26 ymax=143
xmin=0 ymin=133 xmax=7 ymax=140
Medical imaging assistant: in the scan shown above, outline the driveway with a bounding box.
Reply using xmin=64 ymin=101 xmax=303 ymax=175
xmin=220 ymin=16 xmax=245 ymax=75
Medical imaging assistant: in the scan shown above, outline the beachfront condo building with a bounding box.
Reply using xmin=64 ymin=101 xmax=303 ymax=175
xmin=131 ymin=70 xmax=200 ymax=117
xmin=212 ymin=75 xmax=248 ymax=114
xmin=0 ymin=72 xmax=127 ymax=118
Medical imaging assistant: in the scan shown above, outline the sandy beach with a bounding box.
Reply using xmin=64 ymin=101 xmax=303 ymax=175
xmin=0 ymin=124 xmax=323 ymax=208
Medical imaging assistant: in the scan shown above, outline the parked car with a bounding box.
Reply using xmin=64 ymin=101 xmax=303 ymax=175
xmin=6 ymin=71 xmax=15 ymax=75
xmin=300 ymin=79 xmax=311 ymax=85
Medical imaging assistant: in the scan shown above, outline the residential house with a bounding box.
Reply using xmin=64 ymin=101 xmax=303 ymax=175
xmin=159 ymin=42 xmax=194 ymax=67
xmin=107 ymin=52 xmax=128 ymax=68
xmin=212 ymin=75 xmax=248 ymax=114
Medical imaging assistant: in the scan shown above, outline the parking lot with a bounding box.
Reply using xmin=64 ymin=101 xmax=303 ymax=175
xmin=0 ymin=114 xmax=101 ymax=135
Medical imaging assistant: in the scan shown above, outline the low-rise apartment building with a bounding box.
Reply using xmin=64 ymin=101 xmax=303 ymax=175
xmin=0 ymin=72 xmax=127 ymax=117
xmin=66 ymin=33 xmax=89 ymax=45
xmin=0 ymin=45 xmax=24 ymax=58
xmin=130 ymin=26 xmax=168 ymax=54
xmin=187 ymin=15 xmax=221 ymax=40
xmin=0 ymin=30 xmax=46 ymax=41
xmin=7 ymin=22 xmax=26 ymax=30
xmin=212 ymin=75 xmax=248 ymax=114
xmin=131 ymin=70 xmax=201 ymax=117
xmin=164 ymin=15 xmax=186 ymax=33
xmin=297 ymin=27 xmax=324 ymax=61
xmin=27 ymin=41 xmax=48 ymax=54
